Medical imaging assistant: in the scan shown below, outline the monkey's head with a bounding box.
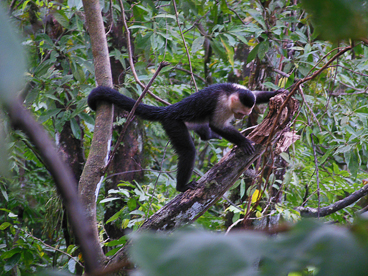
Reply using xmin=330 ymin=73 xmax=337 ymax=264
xmin=230 ymin=89 xmax=255 ymax=119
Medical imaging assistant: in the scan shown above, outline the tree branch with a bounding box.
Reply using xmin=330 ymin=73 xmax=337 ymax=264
xmin=118 ymin=0 xmax=170 ymax=105
xmin=79 ymin=0 xmax=114 ymax=266
xmin=172 ymin=0 xmax=198 ymax=92
xmin=7 ymin=100 xmax=99 ymax=273
xmin=298 ymin=183 xmax=368 ymax=218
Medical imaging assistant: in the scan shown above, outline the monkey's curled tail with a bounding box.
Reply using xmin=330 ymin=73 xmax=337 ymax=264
xmin=88 ymin=86 xmax=164 ymax=121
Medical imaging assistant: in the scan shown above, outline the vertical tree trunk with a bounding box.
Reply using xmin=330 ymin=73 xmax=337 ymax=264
xmin=78 ymin=0 xmax=114 ymax=265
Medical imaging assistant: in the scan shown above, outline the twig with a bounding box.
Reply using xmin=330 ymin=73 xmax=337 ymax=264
xmin=310 ymin=133 xmax=321 ymax=218
xmin=328 ymin=64 xmax=368 ymax=78
xmin=118 ymin=0 xmax=170 ymax=105
xmin=299 ymin=86 xmax=322 ymax=131
xmin=183 ymin=10 xmax=210 ymax=34
xmin=330 ymin=82 xmax=368 ymax=96
xmin=147 ymin=141 xmax=170 ymax=216
xmin=23 ymin=229 xmax=84 ymax=268
xmin=104 ymin=61 xmax=170 ymax=173
xmin=172 ymin=0 xmax=198 ymax=92
xmin=106 ymin=168 xmax=176 ymax=179
xmin=173 ymin=67 xmax=207 ymax=83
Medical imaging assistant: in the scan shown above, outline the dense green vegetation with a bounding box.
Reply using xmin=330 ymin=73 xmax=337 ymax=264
xmin=1 ymin=0 xmax=368 ymax=275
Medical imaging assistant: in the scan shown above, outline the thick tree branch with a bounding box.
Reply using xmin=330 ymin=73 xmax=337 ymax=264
xmin=298 ymin=183 xmax=368 ymax=218
xmin=79 ymin=0 xmax=114 ymax=266
xmin=7 ymin=100 xmax=99 ymax=273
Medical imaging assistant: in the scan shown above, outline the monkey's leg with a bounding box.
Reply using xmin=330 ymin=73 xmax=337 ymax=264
xmin=162 ymin=120 xmax=197 ymax=192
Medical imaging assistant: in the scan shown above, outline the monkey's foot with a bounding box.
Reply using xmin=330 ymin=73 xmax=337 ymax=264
xmin=177 ymin=181 xmax=197 ymax=192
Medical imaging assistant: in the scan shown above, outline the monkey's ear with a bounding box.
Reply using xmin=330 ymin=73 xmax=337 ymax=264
xmin=229 ymin=94 xmax=239 ymax=105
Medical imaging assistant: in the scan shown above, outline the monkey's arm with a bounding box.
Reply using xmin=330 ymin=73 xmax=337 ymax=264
xmin=209 ymin=124 xmax=254 ymax=154
xmin=254 ymin=89 xmax=284 ymax=104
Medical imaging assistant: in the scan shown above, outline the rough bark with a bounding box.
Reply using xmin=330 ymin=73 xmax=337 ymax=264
xmin=78 ymin=0 xmax=114 ymax=265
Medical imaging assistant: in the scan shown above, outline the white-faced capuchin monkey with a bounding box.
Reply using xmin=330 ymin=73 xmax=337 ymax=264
xmin=88 ymin=83 xmax=283 ymax=192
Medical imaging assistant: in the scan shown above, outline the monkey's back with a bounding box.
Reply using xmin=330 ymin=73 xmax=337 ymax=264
xmin=164 ymin=83 xmax=237 ymax=122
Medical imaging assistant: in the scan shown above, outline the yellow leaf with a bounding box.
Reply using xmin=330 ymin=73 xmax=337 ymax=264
xmin=251 ymin=189 xmax=261 ymax=203
xmin=278 ymin=77 xmax=287 ymax=88
xmin=122 ymin=219 xmax=129 ymax=229
xmin=220 ymin=38 xmax=234 ymax=69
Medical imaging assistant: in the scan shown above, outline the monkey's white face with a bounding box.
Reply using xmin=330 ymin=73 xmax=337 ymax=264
xmin=229 ymin=94 xmax=254 ymax=119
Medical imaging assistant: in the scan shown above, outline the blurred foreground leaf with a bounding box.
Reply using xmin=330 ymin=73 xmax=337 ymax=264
xmin=0 ymin=7 xmax=26 ymax=105
xmin=301 ymin=0 xmax=368 ymax=41
xmin=132 ymin=220 xmax=368 ymax=276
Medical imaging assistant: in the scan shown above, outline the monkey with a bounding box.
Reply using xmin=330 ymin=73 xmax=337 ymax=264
xmin=88 ymin=83 xmax=283 ymax=192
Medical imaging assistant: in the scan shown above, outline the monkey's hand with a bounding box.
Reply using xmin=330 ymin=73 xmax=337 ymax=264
xmin=276 ymin=88 xmax=288 ymax=95
xmin=240 ymin=138 xmax=255 ymax=155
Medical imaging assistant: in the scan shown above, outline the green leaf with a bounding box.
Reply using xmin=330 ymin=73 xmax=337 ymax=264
xmin=106 ymin=236 xmax=127 ymax=247
xmin=210 ymin=39 xmax=228 ymax=62
xmin=257 ymin=41 xmax=269 ymax=60
xmin=79 ymin=112 xmax=95 ymax=125
xmin=70 ymin=117 xmax=81 ymax=139
xmin=136 ymin=32 xmax=153 ymax=49
xmin=247 ymin=9 xmax=267 ymax=30
xmin=4 ymin=253 xmax=21 ymax=272
xmin=105 ymin=208 xmax=124 ymax=224
xmin=1 ymin=248 xmax=22 ymax=259
xmin=99 ymin=197 xmax=120 ymax=203
xmin=0 ymin=222 xmax=12 ymax=230
xmin=191 ymin=36 xmax=205 ymax=54
xmin=53 ymin=10 xmax=69 ymax=28
xmin=220 ymin=37 xmax=234 ymax=68
xmin=320 ymin=146 xmax=337 ymax=165
xmin=345 ymin=149 xmax=360 ymax=178
xmin=154 ymin=14 xmax=176 ymax=20
xmin=247 ymin=43 xmax=260 ymax=63
xmin=71 ymin=61 xmax=85 ymax=83
xmin=68 ymin=0 xmax=83 ymax=9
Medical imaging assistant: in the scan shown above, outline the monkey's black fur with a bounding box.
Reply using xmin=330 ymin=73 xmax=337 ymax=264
xmin=88 ymin=83 xmax=281 ymax=192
